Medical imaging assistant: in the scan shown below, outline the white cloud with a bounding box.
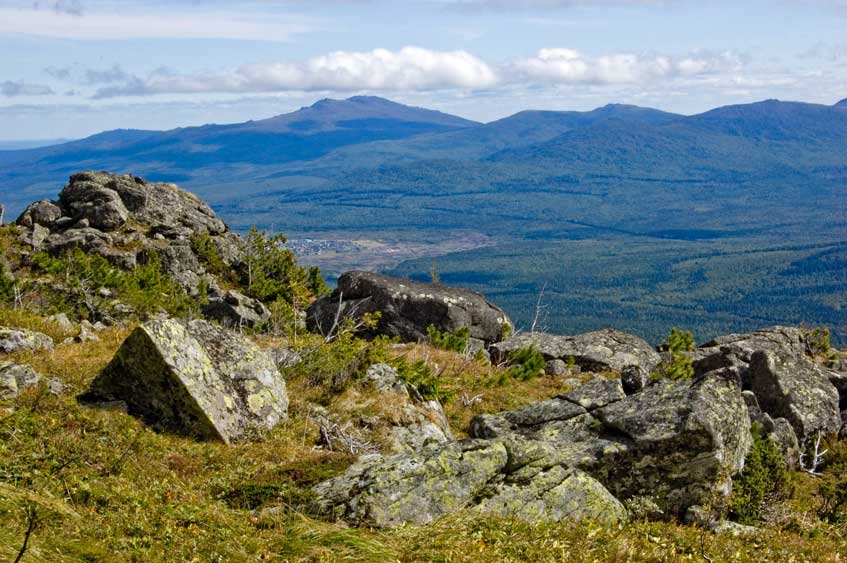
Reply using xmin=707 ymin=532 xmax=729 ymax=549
xmin=91 ymin=47 xmax=750 ymax=98
xmin=513 ymin=48 xmax=744 ymax=84
xmin=1 ymin=80 xmax=54 ymax=96
xmin=95 ymin=47 xmax=499 ymax=97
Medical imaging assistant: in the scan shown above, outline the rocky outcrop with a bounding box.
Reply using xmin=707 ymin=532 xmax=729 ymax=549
xmin=311 ymin=439 xmax=625 ymax=528
xmin=14 ymin=171 xmax=242 ymax=294
xmin=81 ymin=318 xmax=287 ymax=443
xmin=490 ymin=329 xmax=661 ymax=385
xmin=307 ymin=271 xmax=513 ymax=345
xmin=202 ymin=289 xmax=270 ymax=329
xmin=592 ymin=370 xmax=751 ymax=517
xmin=693 ymin=326 xmax=844 ymax=447
xmin=314 ymin=368 xmax=749 ymax=528
xmin=0 ymin=327 xmax=54 ymax=354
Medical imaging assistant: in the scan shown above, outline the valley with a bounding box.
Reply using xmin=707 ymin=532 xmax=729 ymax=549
xmin=1 ymin=96 xmax=845 ymax=344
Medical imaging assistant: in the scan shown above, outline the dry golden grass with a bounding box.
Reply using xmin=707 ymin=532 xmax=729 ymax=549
xmin=391 ymin=343 xmax=574 ymax=437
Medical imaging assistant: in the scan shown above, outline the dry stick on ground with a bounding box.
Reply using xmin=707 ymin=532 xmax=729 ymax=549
xmin=13 ymin=503 xmax=40 ymax=563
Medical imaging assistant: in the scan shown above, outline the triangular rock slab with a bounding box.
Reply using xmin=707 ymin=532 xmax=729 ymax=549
xmin=84 ymin=319 xmax=287 ymax=443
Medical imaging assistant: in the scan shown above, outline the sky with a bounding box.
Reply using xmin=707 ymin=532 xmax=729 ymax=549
xmin=1 ymin=0 xmax=846 ymax=140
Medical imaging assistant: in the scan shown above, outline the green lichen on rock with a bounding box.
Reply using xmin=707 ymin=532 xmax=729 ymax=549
xmin=312 ymin=440 xmax=509 ymax=528
xmin=475 ymin=465 xmax=626 ymax=524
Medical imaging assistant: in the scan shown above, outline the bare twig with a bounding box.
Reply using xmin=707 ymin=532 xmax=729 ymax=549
xmin=529 ymin=282 xmax=548 ymax=334
xmin=800 ymin=432 xmax=828 ymax=476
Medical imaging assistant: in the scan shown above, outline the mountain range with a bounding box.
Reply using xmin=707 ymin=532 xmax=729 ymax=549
xmin=1 ymin=95 xmax=845 ymax=344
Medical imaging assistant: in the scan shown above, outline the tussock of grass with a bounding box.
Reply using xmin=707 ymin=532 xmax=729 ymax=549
xmin=0 ymin=306 xmax=76 ymax=343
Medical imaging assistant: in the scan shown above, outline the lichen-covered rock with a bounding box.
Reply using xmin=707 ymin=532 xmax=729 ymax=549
xmin=699 ymin=326 xmax=809 ymax=363
xmin=59 ymin=178 xmax=130 ymax=231
xmin=770 ymin=418 xmax=801 ymax=467
xmin=747 ymin=350 xmax=841 ymax=442
xmin=593 ymin=369 xmax=752 ymax=519
xmin=306 ymin=271 xmax=512 ymax=345
xmin=560 ymin=376 xmax=625 ymax=411
xmin=0 ymin=361 xmax=63 ymax=400
xmin=490 ymin=329 xmax=661 ymax=379
xmin=82 ymin=318 xmax=287 ymax=443
xmin=0 ymin=327 xmax=54 ymax=354
xmin=470 ymin=368 xmax=751 ymax=520
xmin=202 ymin=289 xmax=271 ymax=329
xmin=312 ymin=431 xmax=626 ymax=528
xmin=474 ymin=465 xmax=626 ymax=525
xmin=313 ymin=440 xmax=509 ymax=528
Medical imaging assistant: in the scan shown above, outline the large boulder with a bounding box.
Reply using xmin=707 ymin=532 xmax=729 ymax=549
xmin=747 ymin=350 xmax=841 ymax=442
xmin=0 ymin=327 xmax=54 ymax=354
xmin=82 ymin=319 xmax=287 ymax=443
xmin=692 ymin=326 xmax=812 ymax=378
xmin=698 ymin=326 xmax=809 ymax=363
xmin=490 ymin=329 xmax=661 ymax=381
xmin=592 ymin=369 xmax=752 ymax=518
xmin=470 ymin=369 xmax=751 ymax=520
xmin=16 ymin=199 xmax=63 ymax=229
xmin=59 ymin=178 xmax=129 ymax=231
xmin=307 ymin=271 xmax=513 ymax=345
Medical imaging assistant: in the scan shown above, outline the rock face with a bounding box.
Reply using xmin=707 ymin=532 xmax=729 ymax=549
xmin=82 ymin=318 xmax=287 ymax=443
xmin=313 ymin=369 xmax=748 ymax=528
xmin=0 ymin=327 xmax=54 ymax=354
xmin=694 ymin=326 xmax=844 ymax=448
xmin=490 ymin=329 xmax=661 ymax=382
xmin=748 ymin=350 xmax=841 ymax=441
xmin=14 ymin=171 xmax=242 ymax=295
xmin=307 ymin=271 xmax=513 ymax=344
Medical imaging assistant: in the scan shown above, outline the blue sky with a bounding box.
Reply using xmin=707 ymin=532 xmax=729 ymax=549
xmin=1 ymin=0 xmax=846 ymax=140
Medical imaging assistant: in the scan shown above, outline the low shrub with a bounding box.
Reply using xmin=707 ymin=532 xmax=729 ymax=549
xmin=505 ymin=346 xmax=546 ymax=382
xmin=730 ymin=423 xmax=792 ymax=524
xmin=426 ymin=324 xmax=470 ymax=354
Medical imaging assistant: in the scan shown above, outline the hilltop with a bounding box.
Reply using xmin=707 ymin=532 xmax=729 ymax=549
xmin=1 ymin=172 xmax=846 ymax=561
